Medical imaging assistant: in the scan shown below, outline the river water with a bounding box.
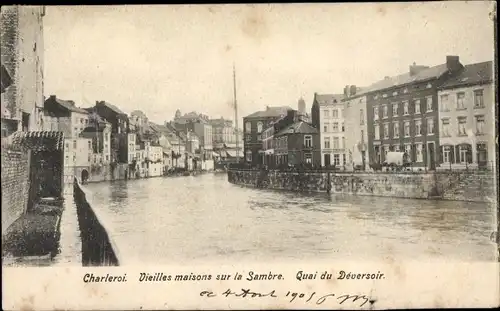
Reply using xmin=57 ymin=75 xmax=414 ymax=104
xmin=82 ymin=173 xmax=497 ymax=265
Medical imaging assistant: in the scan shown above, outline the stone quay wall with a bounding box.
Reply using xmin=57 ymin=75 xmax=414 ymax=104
xmin=73 ymin=179 xmax=120 ymax=266
xmin=227 ymin=169 xmax=482 ymax=201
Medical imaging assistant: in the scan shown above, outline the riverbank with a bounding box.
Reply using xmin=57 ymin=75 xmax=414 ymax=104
xmin=227 ymin=169 xmax=497 ymax=203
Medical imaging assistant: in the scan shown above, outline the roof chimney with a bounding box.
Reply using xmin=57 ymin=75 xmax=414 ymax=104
xmin=446 ymin=55 xmax=462 ymax=72
xmin=350 ymin=85 xmax=357 ymax=96
xmin=49 ymin=95 xmax=56 ymax=100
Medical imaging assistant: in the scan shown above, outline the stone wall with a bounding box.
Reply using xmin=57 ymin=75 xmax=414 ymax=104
xmin=227 ymin=169 xmax=493 ymax=201
xmin=1 ymin=147 xmax=30 ymax=233
xmin=1 ymin=6 xmax=45 ymax=129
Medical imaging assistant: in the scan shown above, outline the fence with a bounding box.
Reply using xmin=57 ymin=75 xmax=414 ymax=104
xmin=229 ymin=160 xmax=497 ymax=175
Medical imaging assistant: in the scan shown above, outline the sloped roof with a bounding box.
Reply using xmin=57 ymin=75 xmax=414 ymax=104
xmin=97 ymin=101 xmax=126 ymax=115
xmin=358 ymin=63 xmax=449 ymax=95
xmin=314 ymin=94 xmax=344 ymax=105
xmin=275 ymin=121 xmax=318 ymax=136
xmin=440 ymin=61 xmax=493 ymax=89
xmin=48 ymin=97 xmax=89 ymax=114
xmin=11 ymin=131 xmax=65 ymax=151
xmin=245 ymin=106 xmax=293 ymax=118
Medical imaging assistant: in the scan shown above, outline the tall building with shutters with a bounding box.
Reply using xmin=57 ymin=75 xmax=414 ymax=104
xmin=436 ymin=61 xmax=495 ymax=170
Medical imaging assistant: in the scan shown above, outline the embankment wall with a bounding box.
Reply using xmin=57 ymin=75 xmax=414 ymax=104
xmin=73 ymin=180 xmax=120 ymax=266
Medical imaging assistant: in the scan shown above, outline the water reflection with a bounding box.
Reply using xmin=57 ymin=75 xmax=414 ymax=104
xmin=84 ymin=174 xmax=497 ymax=264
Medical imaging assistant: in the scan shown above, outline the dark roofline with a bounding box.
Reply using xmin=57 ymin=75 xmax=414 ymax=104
xmin=439 ymin=79 xmax=493 ymax=90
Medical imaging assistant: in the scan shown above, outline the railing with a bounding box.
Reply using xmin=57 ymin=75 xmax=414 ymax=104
xmin=228 ymin=161 xmax=497 ymax=175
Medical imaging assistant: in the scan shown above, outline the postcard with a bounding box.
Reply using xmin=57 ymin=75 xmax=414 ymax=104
xmin=1 ymin=2 xmax=499 ymax=310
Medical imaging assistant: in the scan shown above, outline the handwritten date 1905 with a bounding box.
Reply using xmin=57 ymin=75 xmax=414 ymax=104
xmin=200 ymin=289 xmax=375 ymax=307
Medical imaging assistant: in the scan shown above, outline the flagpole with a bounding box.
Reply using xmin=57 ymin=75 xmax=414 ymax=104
xmin=233 ymin=63 xmax=240 ymax=163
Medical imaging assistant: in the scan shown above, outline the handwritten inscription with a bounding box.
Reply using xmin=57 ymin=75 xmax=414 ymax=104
xmin=200 ymin=289 xmax=375 ymax=307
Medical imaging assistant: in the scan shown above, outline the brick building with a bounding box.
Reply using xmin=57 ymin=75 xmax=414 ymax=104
xmin=364 ymin=56 xmax=463 ymax=170
xmin=311 ymin=93 xmax=346 ymax=166
xmin=437 ymin=61 xmax=495 ymax=170
xmin=273 ymin=121 xmax=319 ymax=167
xmin=1 ymin=6 xmax=45 ymax=136
xmin=243 ymin=106 xmax=292 ymax=166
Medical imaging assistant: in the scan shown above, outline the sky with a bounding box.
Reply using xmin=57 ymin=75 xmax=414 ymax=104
xmin=43 ymin=2 xmax=495 ymax=125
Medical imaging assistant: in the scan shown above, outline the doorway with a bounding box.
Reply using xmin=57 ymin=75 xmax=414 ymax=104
xmin=324 ymin=154 xmax=331 ymax=167
xmin=427 ymin=142 xmax=436 ymax=170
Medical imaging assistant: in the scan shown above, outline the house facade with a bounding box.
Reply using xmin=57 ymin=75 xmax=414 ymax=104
xmin=342 ymin=86 xmax=368 ymax=170
xmin=437 ymin=61 xmax=495 ymax=170
xmin=311 ymin=93 xmax=346 ymax=167
xmin=273 ymin=121 xmax=320 ymax=166
xmin=243 ymin=106 xmax=292 ymax=166
xmin=365 ymin=55 xmax=463 ymax=170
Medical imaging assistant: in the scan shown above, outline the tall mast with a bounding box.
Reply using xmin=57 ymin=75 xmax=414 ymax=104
xmin=233 ymin=63 xmax=239 ymax=162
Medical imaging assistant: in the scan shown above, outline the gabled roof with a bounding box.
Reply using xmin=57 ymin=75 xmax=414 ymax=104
xmin=275 ymin=121 xmax=318 ymax=136
xmin=440 ymin=61 xmax=493 ymax=89
xmin=314 ymin=94 xmax=344 ymax=105
xmin=358 ymin=63 xmax=450 ymax=95
xmin=245 ymin=106 xmax=293 ymax=118
xmin=46 ymin=96 xmax=89 ymax=114
xmin=97 ymin=101 xmax=126 ymax=115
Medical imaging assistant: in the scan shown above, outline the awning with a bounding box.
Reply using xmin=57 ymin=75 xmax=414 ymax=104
xmin=1 ymin=63 xmax=12 ymax=93
xmin=212 ymin=151 xmax=219 ymax=157
xmin=11 ymin=131 xmax=65 ymax=151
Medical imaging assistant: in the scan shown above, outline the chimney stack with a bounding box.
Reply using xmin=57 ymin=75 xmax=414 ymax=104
xmin=446 ymin=55 xmax=462 ymax=72
xmin=350 ymin=85 xmax=357 ymax=96
xmin=49 ymin=95 xmax=56 ymax=100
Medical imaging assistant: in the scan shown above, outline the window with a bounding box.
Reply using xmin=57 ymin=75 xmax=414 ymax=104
xmin=394 ymin=145 xmax=400 ymax=152
xmin=246 ymin=150 xmax=252 ymax=162
xmin=245 ymin=122 xmax=251 ymax=132
xmin=415 ymin=120 xmax=422 ymax=136
xmin=404 ymin=144 xmax=411 ymax=158
xmin=333 ymin=154 xmax=340 ymax=165
xmin=80 ymin=118 xmax=84 ymax=124
xmin=305 ymin=153 xmax=312 ymax=164
xmin=332 ymin=109 xmax=338 ymax=118
xmin=383 ymin=123 xmax=389 ymax=139
xmin=427 ymin=118 xmax=435 ymax=135
xmin=341 ymin=123 xmax=345 ymax=132
xmin=426 ymin=97 xmax=433 ymax=112
xmin=360 ymin=109 xmax=364 ymax=125
xmin=474 ymin=89 xmax=484 ymax=108
xmin=457 ymin=93 xmax=465 ymax=109
xmin=257 ymin=134 xmax=262 ymax=141
xmin=332 ymin=122 xmax=339 ymax=132
xmin=392 ymin=103 xmax=398 ymax=116
xmin=440 ymin=94 xmax=450 ymax=111
xmin=404 ymin=121 xmax=410 ymax=137
xmin=323 ymin=110 xmax=330 ymax=118
xmin=74 ymin=127 xmax=78 ymax=134
xmin=73 ymin=140 xmax=77 ymax=149
xmin=333 ymin=137 xmax=339 ymax=149
xmin=257 ymin=122 xmax=263 ymax=133
xmin=441 ymin=119 xmax=450 ymax=137
xmin=343 ymin=154 xmax=347 ymax=166
xmin=88 ymin=141 xmax=92 ymax=149
xmin=403 ymin=101 xmax=409 ymax=115
xmin=457 ymin=117 xmax=467 ymax=136
xmin=245 ymin=134 xmax=251 ymax=142
xmin=393 ymin=122 xmax=400 ymax=138
xmin=324 ymin=137 xmax=330 ymax=149
xmin=360 ymin=130 xmax=365 ymax=143
xmin=459 ymin=145 xmax=468 ymax=163
xmin=304 ymin=135 xmax=312 ymax=148
xmin=476 ymin=115 xmax=485 ymax=134
xmin=382 ymin=105 xmax=388 ymax=118
xmin=414 ymin=99 xmax=421 ymax=114
xmin=443 ymin=146 xmax=451 ymax=163
xmin=323 ymin=123 xmax=328 ymax=132
xmin=416 ymin=144 xmax=423 ymax=162
xmin=342 ymin=137 xmax=345 ymax=149
xmin=374 ymin=106 xmax=379 ymax=120
xmin=374 ymin=124 xmax=380 ymax=140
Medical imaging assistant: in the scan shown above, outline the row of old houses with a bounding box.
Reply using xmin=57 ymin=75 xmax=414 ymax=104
xmin=243 ymin=56 xmax=495 ymax=171
xmin=40 ymin=95 xmax=246 ymax=183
